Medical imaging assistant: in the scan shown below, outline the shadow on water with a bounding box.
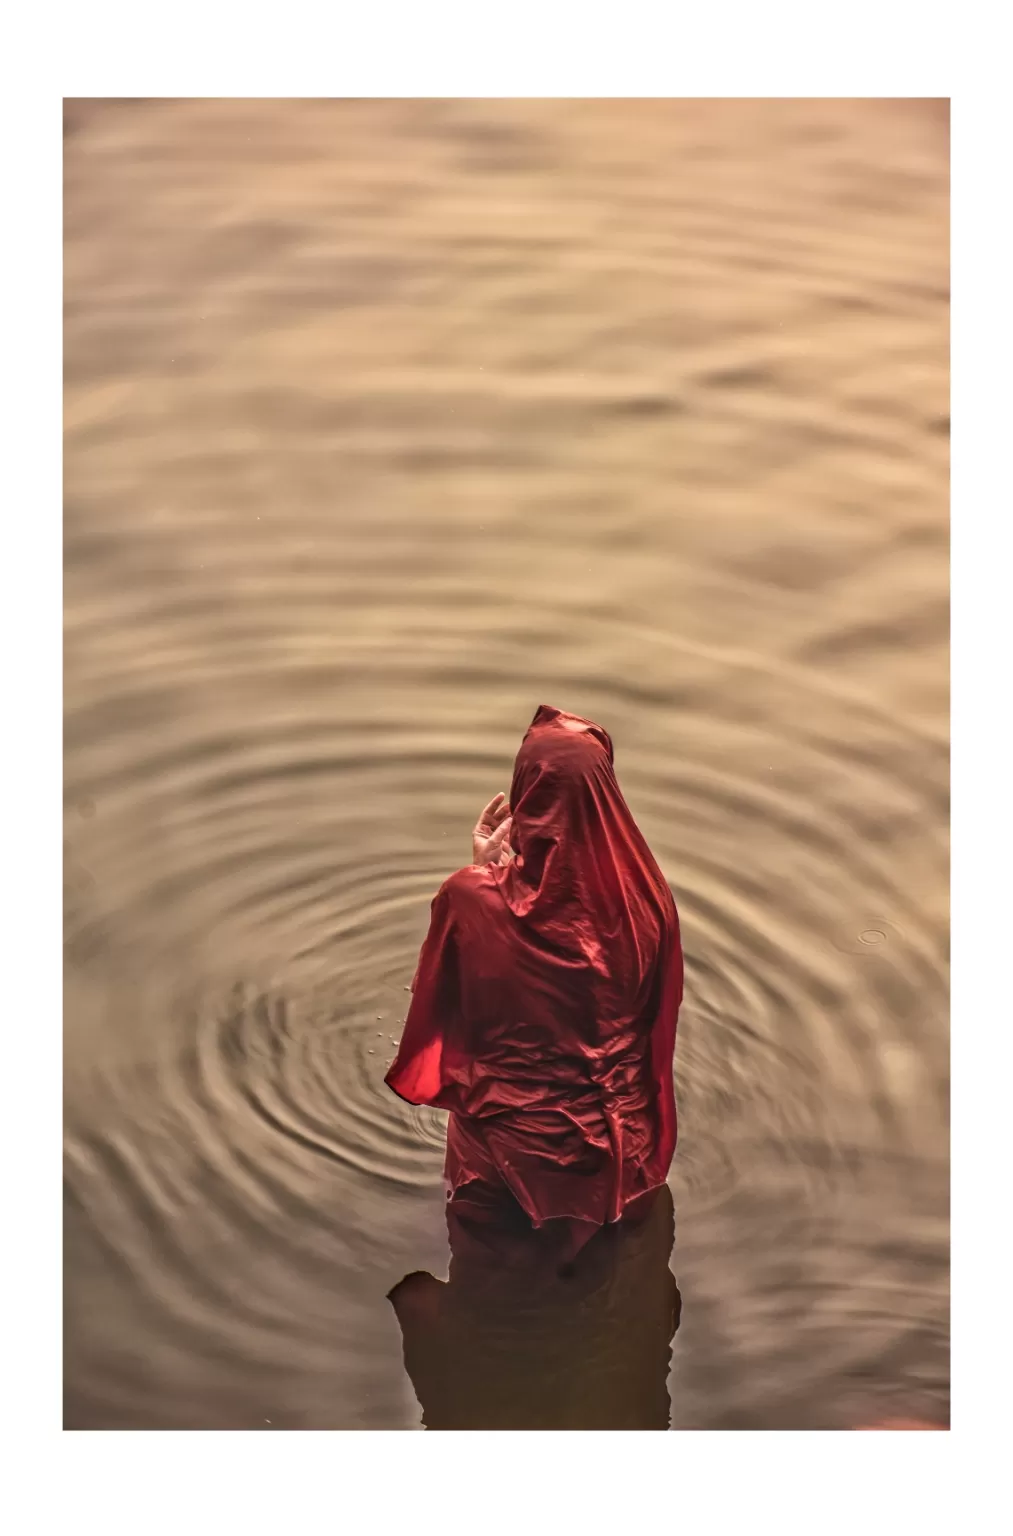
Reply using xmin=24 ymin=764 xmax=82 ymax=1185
xmin=389 ymin=1182 xmax=680 ymax=1430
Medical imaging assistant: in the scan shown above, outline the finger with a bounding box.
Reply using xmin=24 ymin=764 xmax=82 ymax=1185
xmin=476 ymin=792 xmax=505 ymax=831
xmin=476 ymin=795 xmax=508 ymax=837
xmin=484 ymin=826 xmax=507 ymax=857
xmin=487 ymin=816 xmax=512 ymax=852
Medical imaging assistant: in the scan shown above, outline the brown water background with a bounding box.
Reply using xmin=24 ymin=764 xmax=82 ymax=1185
xmin=63 ymin=98 xmax=949 ymax=1430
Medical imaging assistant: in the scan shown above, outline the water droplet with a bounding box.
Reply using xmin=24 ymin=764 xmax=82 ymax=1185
xmin=859 ymin=928 xmax=886 ymax=945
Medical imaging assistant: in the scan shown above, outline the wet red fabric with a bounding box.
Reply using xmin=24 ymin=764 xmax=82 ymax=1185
xmin=385 ymin=704 xmax=683 ymax=1231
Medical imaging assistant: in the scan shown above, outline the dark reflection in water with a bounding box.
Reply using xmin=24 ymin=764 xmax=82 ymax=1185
xmin=389 ymin=1183 xmax=680 ymax=1430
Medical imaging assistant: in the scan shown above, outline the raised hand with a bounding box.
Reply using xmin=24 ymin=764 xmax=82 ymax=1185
xmin=472 ymin=792 xmax=514 ymax=868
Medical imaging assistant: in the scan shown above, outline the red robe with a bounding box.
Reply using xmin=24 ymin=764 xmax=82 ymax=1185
xmin=386 ymin=704 xmax=683 ymax=1232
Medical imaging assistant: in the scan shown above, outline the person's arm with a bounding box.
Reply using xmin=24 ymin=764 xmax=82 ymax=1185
xmin=387 ymin=882 xmax=460 ymax=1105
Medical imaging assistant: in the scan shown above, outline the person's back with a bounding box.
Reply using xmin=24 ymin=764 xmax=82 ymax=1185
xmin=386 ymin=704 xmax=683 ymax=1251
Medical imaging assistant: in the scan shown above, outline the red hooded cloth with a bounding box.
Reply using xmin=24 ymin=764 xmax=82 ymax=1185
xmin=385 ymin=705 xmax=683 ymax=1231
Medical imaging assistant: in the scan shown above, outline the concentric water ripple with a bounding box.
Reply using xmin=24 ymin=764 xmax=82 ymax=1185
xmin=64 ymin=97 xmax=948 ymax=1429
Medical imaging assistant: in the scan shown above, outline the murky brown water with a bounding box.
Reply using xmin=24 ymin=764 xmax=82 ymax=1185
xmin=63 ymin=98 xmax=949 ymax=1430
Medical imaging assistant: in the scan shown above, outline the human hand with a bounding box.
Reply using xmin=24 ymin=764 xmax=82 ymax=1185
xmin=472 ymin=792 xmax=514 ymax=867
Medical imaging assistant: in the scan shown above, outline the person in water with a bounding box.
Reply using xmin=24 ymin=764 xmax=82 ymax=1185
xmin=385 ymin=704 xmax=684 ymax=1258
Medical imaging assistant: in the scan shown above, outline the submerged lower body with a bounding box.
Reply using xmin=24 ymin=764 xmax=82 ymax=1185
xmin=444 ymin=1108 xmax=668 ymax=1265
xmin=388 ymin=1180 xmax=680 ymax=1429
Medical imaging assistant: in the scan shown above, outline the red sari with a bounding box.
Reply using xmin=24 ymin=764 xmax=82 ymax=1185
xmin=385 ymin=705 xmax=683 ymax=1236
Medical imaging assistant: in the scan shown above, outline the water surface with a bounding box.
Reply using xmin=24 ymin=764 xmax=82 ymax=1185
xmin=64 ymin=98 xmax=949 ymax=1430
